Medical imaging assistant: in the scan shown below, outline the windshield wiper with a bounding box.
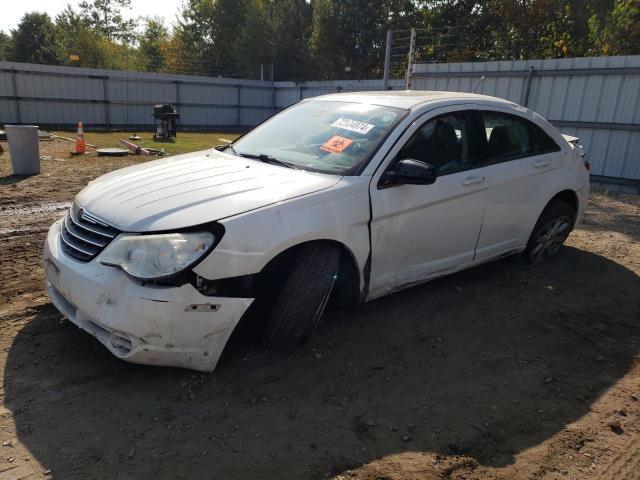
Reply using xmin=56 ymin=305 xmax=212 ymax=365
xmin=234 ymin=152 xmax=299 ymax=170
xmin=215 ymin=143 xmax=237 ymax=154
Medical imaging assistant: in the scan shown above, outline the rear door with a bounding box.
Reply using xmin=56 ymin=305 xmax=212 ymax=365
xmin=473 ymin=109 xmax=566 ymax=261
xmin=367 ymin=106 xmax=488 ymax=299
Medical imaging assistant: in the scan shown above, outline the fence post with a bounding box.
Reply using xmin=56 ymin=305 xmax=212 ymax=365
xmin=102 ymin=76 xmax=110 ymax=129
xmin=383 ymin=29 xmax=393 ymax=90
xmin=174 ymin=80 xmax=181 ymax=106
xmin=522 ymin=66 xmax=535 ymax=107
xmin=405 ymin=28 xmax=417 ymax=90
xmin=271 ymin=82 xmax=277 ymax=114
xmin=10 ymin=68 xmax=21 ymax=124
xmin=236 ymin=84 xmax=242 ymax=126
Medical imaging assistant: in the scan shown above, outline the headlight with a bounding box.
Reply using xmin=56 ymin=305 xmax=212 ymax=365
xmin=99 ymin=232 xmax=215 ymax=280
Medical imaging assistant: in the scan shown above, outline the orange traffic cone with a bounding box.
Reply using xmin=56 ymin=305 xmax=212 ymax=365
xmin=74 ymin=121 xmax=86 ymax=154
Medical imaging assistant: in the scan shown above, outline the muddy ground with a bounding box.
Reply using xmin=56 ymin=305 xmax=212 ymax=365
xmin=0 ymin=138 xmax=639 ymax=480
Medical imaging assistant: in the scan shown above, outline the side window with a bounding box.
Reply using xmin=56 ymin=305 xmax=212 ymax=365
xmin=530 ymin=122 xmax=561 ymax=154
xmin=482 ymin=112 xmax=532 ymax=162
xmin=398 ymin=111 xmax=477 ymax=175
xmin=481 ymin=111 xmax=561 ymax=163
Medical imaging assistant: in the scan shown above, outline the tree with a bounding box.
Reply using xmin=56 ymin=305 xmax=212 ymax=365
xmin=176 ymin=0 xmax=249 ymax=76
xmin=56 ymin=4 xmax=106 ymax=66
xmin=0 ymin=32 xmax=11 ymax=61
xmin=269 ymin=0 xmax=314 ymax=81
xmin=140 ymin=17 xmax=170 ymax=71
xmin=78 ymin=0 xmax=138 ymax=42
xmin=55 ymin=4 xmax=145 ymax=70
xmin=10 ymin=12 xmax=60 ymax=64
xmin=232 ymin=0 xmax=274 ymax=79
xmin=311 ymin=0 xmax=412 ymax=80
xmin=598 ymin=0 xmax=640 ymax=54
xmin=310 ymin=0 xmax=345 ymax=79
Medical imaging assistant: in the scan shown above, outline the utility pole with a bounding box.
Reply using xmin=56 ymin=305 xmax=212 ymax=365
xmin=405 ymin=27 xmax=417 ymax=90
xmin=383 ymin=29 xmax=393 ymax=90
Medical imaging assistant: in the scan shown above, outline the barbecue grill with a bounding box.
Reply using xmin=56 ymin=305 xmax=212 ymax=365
xmin=153 ymin=104 xmax=180 ymax=140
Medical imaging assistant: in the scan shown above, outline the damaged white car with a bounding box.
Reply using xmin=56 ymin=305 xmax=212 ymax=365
xmin=43 ymin=91 xmax=590 ymax=371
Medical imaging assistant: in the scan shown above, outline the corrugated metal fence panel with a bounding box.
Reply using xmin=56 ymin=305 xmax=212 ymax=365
xmin=412 ymin=55 xmax=640 ymax=181
xmin=4 ymin=58 xmax=637 ymax=182
xmin=0 ymin=62 xmax=278 ymax=128
xmin=0 ymin=69 xmax=17 ymax=123
xmin=0 ymin=61 xmax=402 ymax=129
xmin=273 ymin=79 xmax=404 ymax=109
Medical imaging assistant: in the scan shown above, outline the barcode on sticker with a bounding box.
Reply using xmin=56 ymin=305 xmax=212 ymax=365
xmin=331 ymin=118 xmax=374 ymax=135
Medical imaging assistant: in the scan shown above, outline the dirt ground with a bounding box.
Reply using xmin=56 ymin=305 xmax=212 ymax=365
xmin=0 ymin=137 xmax=639 ymax=480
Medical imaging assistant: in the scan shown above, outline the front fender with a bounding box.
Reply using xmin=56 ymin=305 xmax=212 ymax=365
xmin=192 ymin=177 xmax=372 ymax=287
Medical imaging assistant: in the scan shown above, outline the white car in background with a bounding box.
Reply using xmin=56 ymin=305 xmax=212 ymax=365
xmin=43 ymin=91 xmax=590 ymax=371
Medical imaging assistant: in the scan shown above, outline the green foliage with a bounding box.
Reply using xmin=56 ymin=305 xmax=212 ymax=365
xmin=10 ymin=12 xmax=60 ymax=64
xmin=311 ymin=0 xmax=417 ymax=79
xmin=78 ymin=0 xmax=138 ymax=42
xmin=0 ymin=0 xmax=637 ymax=79
xmin=0 ymin=32 xmax=11 ymax=61
xmin=270 ymin=0 xmax=314 ymax=81
xmin=600 ymin=0 xmax=640 ymax=54
xmin=140 ymin=17 xmax=170 ymax=71
xmin=175 ymin=0 xmax=250 ymax=76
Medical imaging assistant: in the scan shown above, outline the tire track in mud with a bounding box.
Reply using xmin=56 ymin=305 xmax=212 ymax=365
xmin=0 ymin=201 xmax=70 ymax=217
xmin=598 ymin=434 xmax=640 ymax=480
xmin=0 ymin=201 xmax=69 ymax=235
xmin=1 ymin=201 xmax=69 ymax=300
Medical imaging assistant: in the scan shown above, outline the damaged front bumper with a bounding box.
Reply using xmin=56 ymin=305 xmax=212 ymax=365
xmin=43 ymin=219 xmax=253 ymax=372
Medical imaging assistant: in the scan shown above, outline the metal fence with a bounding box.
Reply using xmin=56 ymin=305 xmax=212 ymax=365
xmin=0 ymin=61 xmax=403 ymax=131
xmin=2 ymin=57 xmax=639 ymax=186
xmin=410 ymin=55 xmax=640 ymax=187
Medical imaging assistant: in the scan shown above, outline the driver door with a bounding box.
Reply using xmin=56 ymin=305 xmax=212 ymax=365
xmin=367 ymin=107 xmax=488 ymax=299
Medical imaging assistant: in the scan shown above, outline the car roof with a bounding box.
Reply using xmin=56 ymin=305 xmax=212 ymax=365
xmin=310 ymin=90 xmax=518 ymax=110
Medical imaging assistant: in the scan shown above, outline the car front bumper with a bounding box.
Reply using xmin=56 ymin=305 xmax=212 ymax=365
xmin=43 ymin=219 xmax=253 ymax=372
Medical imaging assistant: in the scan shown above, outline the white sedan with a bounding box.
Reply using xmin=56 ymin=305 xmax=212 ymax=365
xmin=43 ymin=91 xmax=590 ymax=371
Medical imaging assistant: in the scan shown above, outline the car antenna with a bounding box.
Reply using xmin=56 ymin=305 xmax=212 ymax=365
xmin=473 ymin=76 xmax=486 ymax=94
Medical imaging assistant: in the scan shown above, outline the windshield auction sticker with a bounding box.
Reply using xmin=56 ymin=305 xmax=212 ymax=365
xmin=331 ymin=118 xmax=375 ymax=135
xmin=321 ymin=136 xmax=353 ymax=153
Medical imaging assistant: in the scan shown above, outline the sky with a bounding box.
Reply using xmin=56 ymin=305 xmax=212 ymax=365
xmin=0 ymin=0 xmax=182 ymax=33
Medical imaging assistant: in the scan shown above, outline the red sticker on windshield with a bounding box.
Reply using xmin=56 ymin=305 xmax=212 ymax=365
xmin=321 ymin=136 xmax=353 ymax=153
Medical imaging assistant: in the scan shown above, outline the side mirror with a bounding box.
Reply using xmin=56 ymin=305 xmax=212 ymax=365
xmin=382 ymin=158 xmax=437 ymax=187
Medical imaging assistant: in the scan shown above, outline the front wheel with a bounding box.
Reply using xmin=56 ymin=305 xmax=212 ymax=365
xmin=262 ymin=243 xmax=340 ymax=352
xmin=524 ymin=200 xmax=576 ymax=263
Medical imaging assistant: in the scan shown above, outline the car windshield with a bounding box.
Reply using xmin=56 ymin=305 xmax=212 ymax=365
xmin=231 ymin=100 xmax=407 ymax=175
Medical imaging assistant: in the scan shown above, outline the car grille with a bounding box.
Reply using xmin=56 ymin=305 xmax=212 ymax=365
xmin=60 ymin=203 xmax=120 ymax=262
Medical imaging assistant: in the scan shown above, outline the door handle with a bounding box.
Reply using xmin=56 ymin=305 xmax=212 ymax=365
xmin=534 ymin=160 xmax=551 ymax=168
xmin=462 ymin=175 xmax=484 ymax=186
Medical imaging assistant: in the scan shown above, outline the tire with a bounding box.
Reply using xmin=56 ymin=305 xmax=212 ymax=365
xmin=262 ymin=243 xmax=340 ymax=352
xmin=524 ymin=200 xmax=576 ymax=263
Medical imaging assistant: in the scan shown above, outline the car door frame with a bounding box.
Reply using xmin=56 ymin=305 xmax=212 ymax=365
xmin=470 ymin=105 xmax=572 ymax=262
xmin=365 ymin=103 xmax=490 ymax=300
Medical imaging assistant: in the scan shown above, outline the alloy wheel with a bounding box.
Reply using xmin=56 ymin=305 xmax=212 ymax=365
xmin=530 ymin=216 xmax=571 ymax=262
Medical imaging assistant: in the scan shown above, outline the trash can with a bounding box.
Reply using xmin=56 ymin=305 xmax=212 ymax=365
xmin=5 ymin=125 xmax=40 ymax=175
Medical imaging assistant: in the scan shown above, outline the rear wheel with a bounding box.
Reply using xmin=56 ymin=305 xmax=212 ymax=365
xmin=262 ymin=243 xmax=340 ymax=352
xmin=524 ymin=200 xmax=576 ymax=263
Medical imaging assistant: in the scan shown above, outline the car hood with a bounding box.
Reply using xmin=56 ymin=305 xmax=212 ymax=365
xmin=75 ymin=150 xmax=342 ymax=231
